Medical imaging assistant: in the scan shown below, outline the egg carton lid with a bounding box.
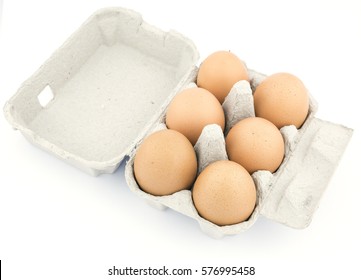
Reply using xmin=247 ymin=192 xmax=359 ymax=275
xmin=3 ymin=7 xmax=199 ymax=176
xmin=3 ymin=7 xmax=353 ymax=233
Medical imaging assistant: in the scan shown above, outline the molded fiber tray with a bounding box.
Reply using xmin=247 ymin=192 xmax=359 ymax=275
xmin=4 ymin=7 xmax=199 ymax=176
xmin=3 ymin=7 xmax=353 ymax=238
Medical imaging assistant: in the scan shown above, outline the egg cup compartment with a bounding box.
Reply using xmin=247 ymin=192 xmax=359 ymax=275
xmin=4 ymin=7 xmax=353 ymax=238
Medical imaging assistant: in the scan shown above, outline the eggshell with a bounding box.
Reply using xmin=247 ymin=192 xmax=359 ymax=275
xmin=226 ymin=117 xmax=285 ymax=174
xmin=197 ymin=51 xmax=249 ymax=104
xmin=166 ymin=87 xmax=225 ymax=145
xmin=134 ymin=129 xmax=197 ymax=196
xmin=254 ymin=72 xmax=309 ymax=129
xmin=192 ymin=160 xmax=257 ymax=226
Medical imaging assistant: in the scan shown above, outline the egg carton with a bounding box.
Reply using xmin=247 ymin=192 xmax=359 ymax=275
xmin=3 ymin=7 xmax=353 ymax=238
xmin=125 ymin=77 xmax=351 ymax=238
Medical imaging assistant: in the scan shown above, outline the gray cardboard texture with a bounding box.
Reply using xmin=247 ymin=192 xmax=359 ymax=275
xmin=125 ymin=75 xmax=352 ymax=238
xmin=3 ymin=7 xmax=353 ymax=237
xmin=3 ymin=7 xmax=199 ymax=175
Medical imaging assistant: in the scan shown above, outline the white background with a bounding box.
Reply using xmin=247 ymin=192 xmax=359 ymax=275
xmin=0 ymin=0 xmax=360 ymax=279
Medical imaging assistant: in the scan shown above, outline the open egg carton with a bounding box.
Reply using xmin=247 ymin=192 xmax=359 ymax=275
xmin=4 ymin=7 xmax=353 ymax=238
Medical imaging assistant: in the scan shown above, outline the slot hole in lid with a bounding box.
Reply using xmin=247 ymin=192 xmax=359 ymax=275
xmin=38 ymin=85 xmax=54 ymax=107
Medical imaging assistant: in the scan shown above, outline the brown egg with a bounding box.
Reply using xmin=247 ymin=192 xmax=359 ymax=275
xmin=226 ymin=117 xmax=285 ymax=174
xmin=197 ymin=51 xmax=249 ymax=104
xmin=192 ymin=160 xmax=257 ymax=226
xmin=254 ymin=72 xmax=310 ymax=129
xmin=166 ymin=87 xmax=225 ymax=145
xmin=134 ymin=129 xmax=197 ymax=196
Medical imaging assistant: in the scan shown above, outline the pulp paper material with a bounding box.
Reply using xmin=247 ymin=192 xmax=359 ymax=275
xmin=125 ymin=78 xmax=352 ymax=238
xmin=3 ymin=7 xmax=199 ymax=175
xmin=222 ymin=80 xmax=254 ymax=135
xmin=4 ymin=7 xmax=353 ymax=238
xmin=260 ymin=119 xmax=353 ymax=228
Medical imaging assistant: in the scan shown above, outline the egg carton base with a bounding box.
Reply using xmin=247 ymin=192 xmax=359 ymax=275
xmin=125 ymin=117 xmax=352 ymax=238
xmin=125 ymin=77 xmax=352 ymax=238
